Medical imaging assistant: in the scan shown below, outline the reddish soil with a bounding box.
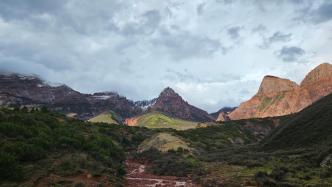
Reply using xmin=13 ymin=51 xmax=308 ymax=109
xmin=124 ymin=159 xmax=200 ymax=187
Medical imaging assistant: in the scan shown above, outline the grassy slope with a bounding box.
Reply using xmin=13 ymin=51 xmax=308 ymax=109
xmin=0 ymin=108 xmax=154 ymax=187
xmin=138 ymin=132 xmax=192 ymax=153
xmin=135 ymin=111 xmax=200 ymax=130
xmin=177 ymin=117 xmax=279 ymax=157
xmin=88 ymin=112 xmax=118 ymax=124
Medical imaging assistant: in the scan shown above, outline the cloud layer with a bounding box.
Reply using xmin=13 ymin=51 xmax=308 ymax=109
xmin=0 ymin=0 xmax=331 ymax=112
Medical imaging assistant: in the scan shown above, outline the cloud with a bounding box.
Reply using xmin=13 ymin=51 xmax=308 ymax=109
xmin=197 ymin=3 xmax=206 ymax=15
xmin=0 ymin=0 xmax=331 ymax=112
xmin=268 ymin=32 xmax=292 ymax=43
xmin=252 ymin=24 xmax=267 ymax=33
xmin=310 ymin=2 xmax=332 ymax=23
xmin=152 ymin=29 xmax=222 ymax=60
xmin=260 ymin=31 xmax=292 ymax=48
xmin=121 ymin=10 xmax=162 ymax=36
xmin=227 ymin=26 xmax=242 ymax=39
xmin=277 ymin=46 xmax=305 ymax=62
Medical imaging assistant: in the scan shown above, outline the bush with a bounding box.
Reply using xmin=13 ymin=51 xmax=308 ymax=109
xmin=0 ymin=152 xmax=23 ymax=181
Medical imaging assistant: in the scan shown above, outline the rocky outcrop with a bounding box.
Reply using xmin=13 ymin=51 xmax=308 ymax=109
xmin=149 ymin=87 xmax=213 ymax=122
xmin=229 ymin=63 xmax=332 ymax=120
xmin=210 ymin=107 xmax=236 ymax=121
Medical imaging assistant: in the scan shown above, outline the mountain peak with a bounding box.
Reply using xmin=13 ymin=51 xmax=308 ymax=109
xmin=150 ymin=87 xmax=212 ymax=122
xmin=159 ymin=87 xmax=179 ymax=97
xmin=301 ymin=63 xmax=332 ymax=87
xmin=257 ymin=75 xmax=299 ymax=96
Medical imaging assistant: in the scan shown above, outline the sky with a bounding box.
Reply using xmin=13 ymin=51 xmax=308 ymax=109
xmin=0 ymin=0 xmax=332 ymax=112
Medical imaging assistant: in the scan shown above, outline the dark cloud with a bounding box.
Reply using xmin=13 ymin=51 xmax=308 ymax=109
xmin=0 ymin=0 xmax=66 ymax=20
xmin=227 ymin=26 xmax=242 ymax=39
xmin=260 ymin=31 xmax=292 ymax=48
xmin=252 ymin=24 xmax=267 ymax=33
xmin=277 ymin=46 xmax=305 ymax=62
xmin=215 ymin=0 xmax=235 ymax=4
xmin=311 ymin=2 xmax=332 ymax=23
xmin=197 ymin=3 xmax=206 ymax=15
xmin=268 ymin=32 xmax=292 ymax=43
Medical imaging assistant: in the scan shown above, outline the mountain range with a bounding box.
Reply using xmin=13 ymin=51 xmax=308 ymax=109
xmin=0 ymin=74 xmax=213 ymax=122
xmin=0 ymin=62 xmax=331 ymax=124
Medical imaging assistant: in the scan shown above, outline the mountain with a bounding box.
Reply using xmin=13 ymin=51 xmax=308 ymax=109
xmin=148 ymin=87 xmax=213 ymax=122
xmin=210 ymin=107 xmax=237 ymax=121
xmin=0 ymin=73 xmax=142 ymax=120
xmin=210 ymin=107 xmax=236 ymax=119
xmin=228 ymin=63 xmax=332 ymax=120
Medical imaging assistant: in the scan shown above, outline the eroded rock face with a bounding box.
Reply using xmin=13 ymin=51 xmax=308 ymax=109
xmin=257 ymin=76 xmax=299 ymax=97
xmin=150 ymin=87 xmax=213 ymax=122
xmin=229 ymin=63 xmax=332 ymax=120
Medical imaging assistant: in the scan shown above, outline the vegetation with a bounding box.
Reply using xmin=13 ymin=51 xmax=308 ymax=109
xmin=88 ymin=111 xmax=119 ymax=124
xmin=135 ymin=111 xmax=201 ymax=130
xmin=0 ymin=108 xmax=153 ymax=186
xmin=2 ymin=93 xmax=332 ymax=186
xmin=138 ymin=132 xmax=192 ymax=153
xmin=135 ymin=94 xmax=332 ymax=186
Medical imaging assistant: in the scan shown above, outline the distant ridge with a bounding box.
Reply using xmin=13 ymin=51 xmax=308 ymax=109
xmin=0 ymin=73 xmax=142 ymax=120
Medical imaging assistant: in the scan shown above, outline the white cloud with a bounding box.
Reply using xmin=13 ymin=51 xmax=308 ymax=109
xmin=0 ymin=0 xmax=331 ymax=112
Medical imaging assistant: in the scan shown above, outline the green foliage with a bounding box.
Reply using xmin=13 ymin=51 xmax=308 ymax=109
xmin=137 ymin=149 xmax=205 ymax=177
xmin=0 ymin=152 xmax=23 ymax=181
xmin=262 ymin=93 xmax=332 ymax=150
xmin=0 ymin=108 xmax=153 ymax=185
xmin=135 ymin=111 xmax=199 ymax=130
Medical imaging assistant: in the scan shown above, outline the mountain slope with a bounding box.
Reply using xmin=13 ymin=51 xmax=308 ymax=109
xmin=149 ymin=87 xmax=213 ymax=122
xmin=229 ymin=63 xmax=332 ymax=120
xmin=262 ymin=92 xmax=332 ymax=150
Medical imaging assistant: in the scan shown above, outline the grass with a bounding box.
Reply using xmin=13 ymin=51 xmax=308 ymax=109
xmin=88 ymin=112 xmax=118 ymax=124
xmin=138 ymin=132 xmax=192 ymax=153
xmin=135 ymin=111 xmax=201 ymax=130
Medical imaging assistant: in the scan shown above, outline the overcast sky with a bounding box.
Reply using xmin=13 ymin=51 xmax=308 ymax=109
xmin=0 ymin=0 xmax=332 ymax=112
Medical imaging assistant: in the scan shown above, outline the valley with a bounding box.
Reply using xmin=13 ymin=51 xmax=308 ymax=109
xmin=0 ymin=63 xmax=332 ymax=187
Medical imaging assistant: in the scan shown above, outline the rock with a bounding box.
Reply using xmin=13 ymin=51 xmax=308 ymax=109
xmin=229 ymin=63 xmax=332 ymax=120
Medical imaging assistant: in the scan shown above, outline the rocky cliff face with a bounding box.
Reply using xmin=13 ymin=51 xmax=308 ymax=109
xmin=228 ymin=63 xmax=332 ymax=120
xmin=149 ymin=87 xmax=213 ymax=122
xmin=0 ymin=74 xmax=142 ymax=120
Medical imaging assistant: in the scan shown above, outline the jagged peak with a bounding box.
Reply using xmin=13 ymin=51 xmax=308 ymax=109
xmin=159 ymin=87 xmax=179 ymax=97
xmin=257 ymin=75 xmax=299 ymax=96
xmin=301 ymin=63 xmax=332 ymax=87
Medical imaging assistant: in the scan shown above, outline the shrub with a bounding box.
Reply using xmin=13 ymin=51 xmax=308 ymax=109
xmin=0 ymin=152 xmax=23 ymax=181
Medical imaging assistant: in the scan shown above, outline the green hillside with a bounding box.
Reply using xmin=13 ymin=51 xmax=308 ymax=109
xmin=135 ymin=111 xmax=201 ymax=130
xmin=262 ymin=93 xmax=332 ymax=150
xmin=138 ymin=132 xmax=192 ymax=153
xmin=0 ymin=108 xmax=153 ymax=187
xmin=88 ymin=112 xmax=119 ymax=124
